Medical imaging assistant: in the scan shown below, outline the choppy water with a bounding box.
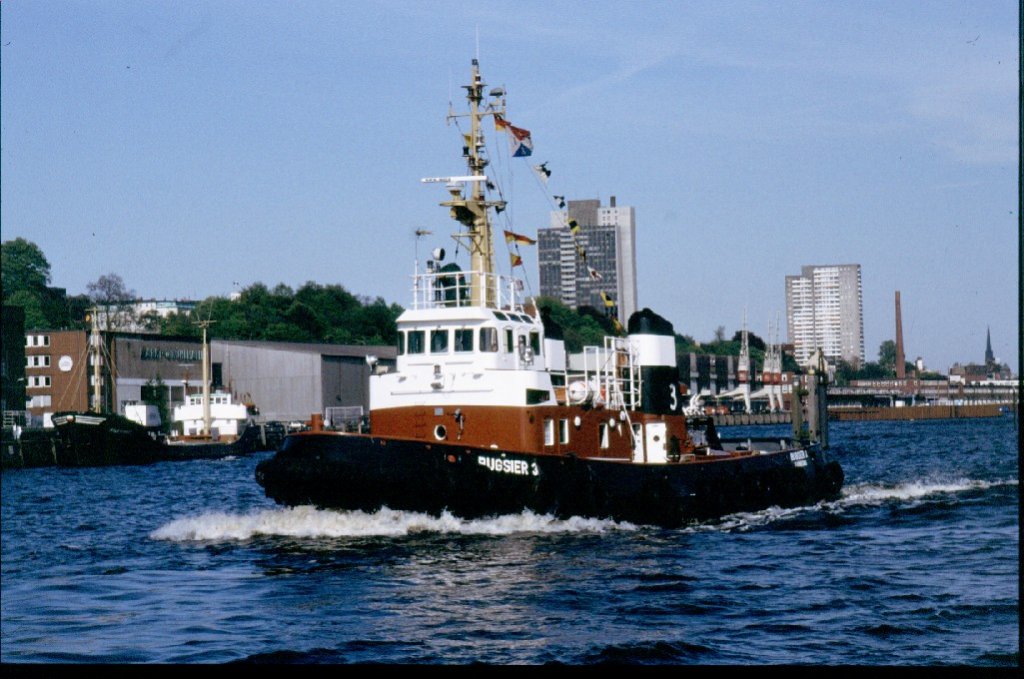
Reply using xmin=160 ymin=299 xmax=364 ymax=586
xmin=1 ymin=418 xmax=1018 ymax=666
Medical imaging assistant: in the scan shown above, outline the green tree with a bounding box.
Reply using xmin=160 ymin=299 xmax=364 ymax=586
xmin=5 ymin=289 xmax=48 ymax=329
xmin=675 ymin=333 xmax=700 ymax=355
xmin=534 ymin=297 xmax=608 ymax=353
xmin=159 ymin=311 xmax=200 ymax=337
xmin=731 ymin=330 xmax=766 ymax=352
xmin=2 ymin=237 xmax=51 ymax=294
xmin=833 ymin=359 xmax=858 ymax=386
xmin=2 ymin=238 xmax=71 ymax=328
xmin=347 ymin=298 xmax=401 ymax=345
xmin=877 ymin=340 xmax=897 ymax=374
xmin=782 ymin=351 xmax=800 ymax=374
xmin=857 ymin=361 xmax=889 ymax=379
xmin=283 ymin=300 xmax=323 ymax=341
xmin=141 ymin=375 xmax=170 ymax=433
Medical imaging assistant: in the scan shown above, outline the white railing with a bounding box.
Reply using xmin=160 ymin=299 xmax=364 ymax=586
xmin=566 ymin=337 xmax=641 ymax=411
xmin=324 ymin=406 xmax=364 ymax=429
xmin=3 ymin=410 xmax=29 ymax=427
xmin=410 ymin=268 xmax=528 ymax=312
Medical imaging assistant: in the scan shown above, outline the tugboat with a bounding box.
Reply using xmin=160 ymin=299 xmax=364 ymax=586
xmin=254 ymin=59 xmax=843 ymax=527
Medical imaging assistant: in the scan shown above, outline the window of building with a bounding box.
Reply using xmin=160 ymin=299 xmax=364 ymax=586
xmin=454 ymin=329 xmax=474 ymax=352
xmin=479 ymin=327 xmax=498 ymax=352
xmin=430 ymin=329 xmax=449 ymax=353
xmin=28 ymin=394 xmax=52 ymax=408
xmin=407 ymin=330 xmax=425 ymax=354
xmin=26 ymin=355 xmax=51 ymax=368
xmin=27 ymin=376 xmax=51 ymax=388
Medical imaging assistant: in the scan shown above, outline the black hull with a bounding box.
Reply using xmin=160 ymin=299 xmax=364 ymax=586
xmin=255 ymin=434 xmax=844 ymax=528
xmin=50 ymin=412 xmax=166 ymax=467
xmin=6 ymin=414 xmax=288 ymax=469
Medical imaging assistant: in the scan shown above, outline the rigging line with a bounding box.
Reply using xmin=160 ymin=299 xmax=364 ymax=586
xmin=528 ymin=168 xmax=561 ymax=212
xmin=500 ymin=238 xmax=536 ymax=302
xmin=448 ymin=68 xmax=453 ymax=119
xmin=60 ymin=340 xmax=92 ymax=412
xmin=513 ymin=173 xmax=622 ymax=334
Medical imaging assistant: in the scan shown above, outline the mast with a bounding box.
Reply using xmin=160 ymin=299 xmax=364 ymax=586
xmin=441 ymin=58 xmax=503 ymax=307
xmin=738 ymin=310 xmax=751 ymax=414
xmin=90 ymin=307 xmax=102 ymax=412
xmin=196 ymin=319 xmax=215 ymax=437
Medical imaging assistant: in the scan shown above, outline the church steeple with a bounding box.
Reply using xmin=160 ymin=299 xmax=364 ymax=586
xmin=984 ymin=326 xmax=995 ymax=366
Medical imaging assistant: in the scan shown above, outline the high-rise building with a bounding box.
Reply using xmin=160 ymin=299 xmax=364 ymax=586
xmin=538 ymin=197 xmax=638 ymax=326
xmin=785 ymin=264 xmax=864 ymax=367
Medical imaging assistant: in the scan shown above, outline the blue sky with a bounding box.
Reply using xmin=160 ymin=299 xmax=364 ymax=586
xmin=1 ymin=1 xmax=1018 ymax=373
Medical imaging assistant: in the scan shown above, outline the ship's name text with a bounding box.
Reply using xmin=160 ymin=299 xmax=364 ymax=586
xmin=478 ymin=455 xmax=539 ymax=477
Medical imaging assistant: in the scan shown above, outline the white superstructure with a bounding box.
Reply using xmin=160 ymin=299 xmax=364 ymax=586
xmin=173 ymin=391 xmax=248 ymax=438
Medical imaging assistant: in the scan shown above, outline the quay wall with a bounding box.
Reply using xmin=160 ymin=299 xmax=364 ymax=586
xmin=828 ymin=404 xmax=1005 ymax=421
xmin=714 ymin=403 xmax=1008 ymax=427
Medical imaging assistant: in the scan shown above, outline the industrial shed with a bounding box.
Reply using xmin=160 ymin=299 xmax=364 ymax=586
xmin=213 ymin=340 xmax=396 ymax=424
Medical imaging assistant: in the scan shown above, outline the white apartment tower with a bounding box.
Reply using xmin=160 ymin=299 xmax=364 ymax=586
xmin=538 ymin=197 xmax=638 ymax=326
xmin=785 ymin=264 xmax=865 ymax=367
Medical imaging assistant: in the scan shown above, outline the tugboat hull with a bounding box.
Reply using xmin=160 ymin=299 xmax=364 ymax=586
xmin=255 ymin=433 xmax=844 ymax=528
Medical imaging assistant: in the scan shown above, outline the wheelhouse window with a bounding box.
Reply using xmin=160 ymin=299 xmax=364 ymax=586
xmin=559 ymin=419 xmax=569 ymax=444
xmin=454 ymin=329 xmax=474 ymax=352
xmin=530 ymin=331 xmax=541 ymax=355
xmin=407 ymin=330 xmax=425 ymax=354
xmin=430 ymin=329 xmax=449 ymax=353
xmin=396 ymin=332 xmax=405 ymax=355
xmin=504 ymin=328 xmax=514 ymax=353
xmin=480 ymin=327 xmax=499 ymax=352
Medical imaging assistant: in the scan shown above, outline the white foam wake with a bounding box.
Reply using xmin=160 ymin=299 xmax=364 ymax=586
xmin=681 ymin=477 xmax=1018 ymax=533
xmin=151 ymin=479 xmax=1016 ymax=541
xmin=150 ymin=506 xmax=636 ymax=542
xmin=837 ymin=477 xmax=1017 ymax=507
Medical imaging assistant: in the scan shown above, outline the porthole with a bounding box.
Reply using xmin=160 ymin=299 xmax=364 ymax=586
xmin=434 ymin=425 xmax=447 ymax=440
